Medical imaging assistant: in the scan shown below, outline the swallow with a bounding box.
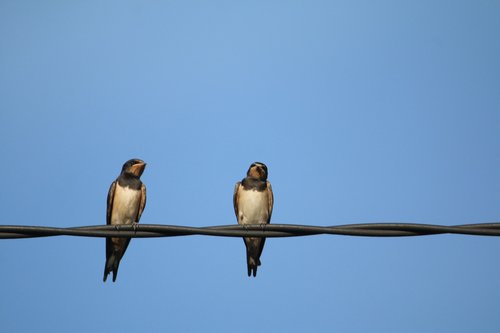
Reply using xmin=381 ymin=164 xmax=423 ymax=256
xmin=103 ymin=158 xmax=147 ymax=282
xmin=233 ymin=162 xmax=274 ymax=277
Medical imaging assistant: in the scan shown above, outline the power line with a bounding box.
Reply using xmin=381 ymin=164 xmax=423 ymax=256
xmin=1 ymin=222 xmax=500 ymax=239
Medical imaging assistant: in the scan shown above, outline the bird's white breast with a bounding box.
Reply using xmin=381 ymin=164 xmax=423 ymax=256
xmin=111 ymin=185 xmax=142 ymax=225
xmin=237 ymin=188 xmax=270 ymax=225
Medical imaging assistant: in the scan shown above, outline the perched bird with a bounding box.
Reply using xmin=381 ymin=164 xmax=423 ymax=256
xmin=233 ymin=162 xmax=274 ymax=277
xmin=103 ymin=159 xmax=147 ymax=282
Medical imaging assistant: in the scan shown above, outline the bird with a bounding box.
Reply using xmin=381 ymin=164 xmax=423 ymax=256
xmin=233 ymin=162 xmax=274 ymax=277
xmin=103 ymin=158 xmax=147 ymax=282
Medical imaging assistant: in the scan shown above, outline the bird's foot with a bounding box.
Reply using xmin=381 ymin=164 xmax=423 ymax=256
xmin=132 ymin=222 xmax=139 ymax=233
xmin=241 ymin=224 xmax=250 ymax=236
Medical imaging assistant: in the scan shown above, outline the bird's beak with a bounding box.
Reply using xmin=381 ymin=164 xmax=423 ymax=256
xmin=130 ymin=161 xmax=147 ymax=177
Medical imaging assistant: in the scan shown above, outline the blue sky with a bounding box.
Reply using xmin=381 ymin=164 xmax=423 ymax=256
xmin=1 ymin=1 xmax=500 ymax=332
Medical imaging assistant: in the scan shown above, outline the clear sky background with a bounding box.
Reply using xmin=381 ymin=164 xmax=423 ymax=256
xmin=1 ymin=1 xmax=500 ymax=332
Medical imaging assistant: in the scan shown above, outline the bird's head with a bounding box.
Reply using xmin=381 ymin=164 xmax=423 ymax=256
xmin=122 ymin=158 xmax=147 ymax=177
xmin=246 ymin=162 xmax=268 ymax=181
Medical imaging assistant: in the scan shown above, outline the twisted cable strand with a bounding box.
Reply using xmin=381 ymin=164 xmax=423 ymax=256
xmin=1 ymin=222 xmax=500 ymax=239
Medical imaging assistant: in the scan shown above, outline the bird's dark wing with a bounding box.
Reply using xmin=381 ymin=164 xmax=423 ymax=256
xmin=233 ymin=182 xmax=241 ymax=218
xmin=105 ymin=181 xmax=117 ymax=261
xmin=136 ymin=183 xmax=147 ymax=222
xmin=266 ymin=181 xmax=274 ymax=223
xmin=106 ymin=181 xmax=117 ymax=226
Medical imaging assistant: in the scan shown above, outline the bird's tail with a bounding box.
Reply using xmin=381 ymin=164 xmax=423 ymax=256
xmin=246 ymin=252 xmax=261 ymax=277
xmin=103 ymin=252 xmax=121 ymax=282
xmin=244 ymin=237 xmax=264 ymax=277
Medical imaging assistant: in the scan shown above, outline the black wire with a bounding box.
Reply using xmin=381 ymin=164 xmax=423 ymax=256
xmin=1 ymin=222 xmax=500 ymax=239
